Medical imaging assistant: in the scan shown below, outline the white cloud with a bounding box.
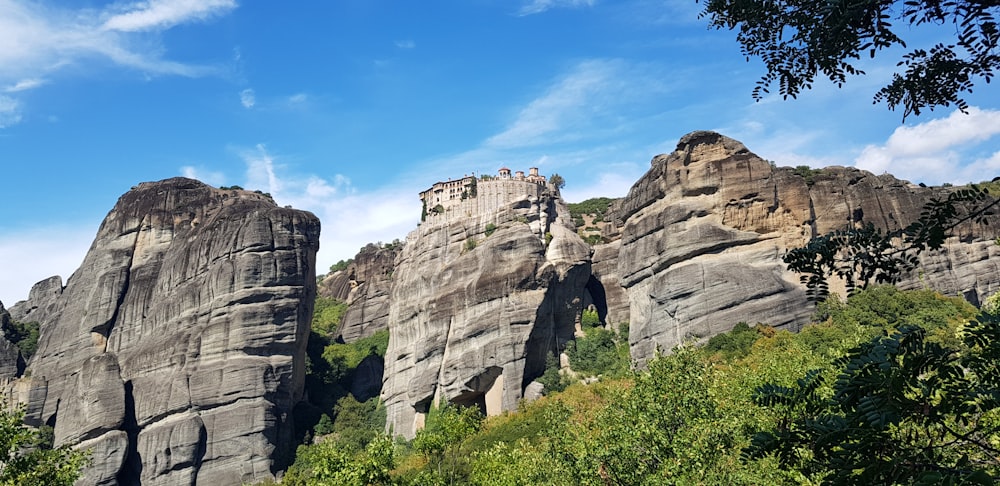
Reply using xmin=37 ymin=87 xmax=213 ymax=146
xmin=236 ymin=146 xmax=420 ymax=270
xmin=0 ymin=96 xmax=22 ymax=128
xmin=395 ymin=40 xmax=415 ymax=49
xmin=180 ymin=165 xmax=226 ymax=186
xmin=0 ymin=0 xmax=234 ymax=124
xmin=240 ymin=88 xmax=255 ymax=108
xmin=486 ymin=59 xmax=664 ymax=149
xmin=243 ymin=144 xmax=282 ymax=194
xmin=0 ymin=225 xmax=93 ymax=305
xmin=855 ymin=107 xmax=1000 ymax=184
xmin=288 ymin=93 xmax=307 ymax=104
xmin=102 ymin=0 xmax=236 ymax=32
xmin=4 ymin=78 xmax=46 ymax=92
xmin=518 ymin=0 xmax=595 ymax=16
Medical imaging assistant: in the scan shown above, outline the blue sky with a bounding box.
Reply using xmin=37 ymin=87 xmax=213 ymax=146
xmin=1 ymin=0 xmax=999 ymax=304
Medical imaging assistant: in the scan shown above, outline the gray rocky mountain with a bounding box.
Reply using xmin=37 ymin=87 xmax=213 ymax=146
xmin=382 ymin=173 xmax=591 ymax=438
xmin=606 ymin=131 xmax=1000 ymax=365
xmin=4 ymin=178 xmax=320 ymax=485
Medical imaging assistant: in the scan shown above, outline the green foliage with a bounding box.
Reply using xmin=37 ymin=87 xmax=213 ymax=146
xmin=784 ymin=184 xmax=999 ymax=300
xmin=323 ymin=330 xmax=390 ymax=373
xmin=283 ymin=435 xmax=395 ymax=486
xmin=321 ymin=395 xmax=387 ymax=453
xmin=219 ymin=185 xmax=244 ymax=190
xmin=703 ymin=322 xmax=768 ymax=360
xmin=700 ymin=0 xmax=1000 ymax=118
xmin=579 ymin=308 xmax=601 ymax=328
xmin=2 ymin=319 xmax=39 ymax=359
xmin=312 ymin=297 xmax=349 ymax=337
xmin=548 ymin=173 xmax=565 ymax=190
xmin=535 ymin=352 xmax=569 ymax=394
xmin=484 ymin=223 xmax=497 ymax=237
xmin=0 ymin=407 xmax=89 ymax=486
xmin=791 ymin=165 xmax=821 ymax=186
xmin=583 ymin=234 xmax=603 ymax=245
xmin=329 ymin=259 xmax=353 ymax=274
xmin=543 ymin=232 xmax=552 ymax=246
xmin=747 ymin=318 xmax=1000 ymax=484
xmin=567 ymin=197 xmax=613 ymax=221
xmin=464 ymin=238 xmax=477 ymax=252
xmin=565 ymin=325 xmax=628 ymax=377
xmin=814 ymin=286 xmax=976 ymax=346
xmin=432 ymin=204 xmax=444 ymax=214
xmin=984 ymin=290 xmax=1000 ymax=314
xmin=413 ymin=401 xmax=483 ymax=483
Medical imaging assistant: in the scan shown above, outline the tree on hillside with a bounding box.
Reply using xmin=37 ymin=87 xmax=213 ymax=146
xmin=700 ymin=0 xmax=999 ymax=118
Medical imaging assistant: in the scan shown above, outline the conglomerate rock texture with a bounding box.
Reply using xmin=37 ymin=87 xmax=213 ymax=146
xmin=6 ymin=178 xmax=320 ymax=485
xmin=383 ymin=180 xmax=591 ymax=438
xmin=607 ymin=131 xmax=1000 ymax=366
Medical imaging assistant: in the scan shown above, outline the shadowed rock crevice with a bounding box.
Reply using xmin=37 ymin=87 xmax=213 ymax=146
xmin=117 ymin=380 xmax=142 ymax=485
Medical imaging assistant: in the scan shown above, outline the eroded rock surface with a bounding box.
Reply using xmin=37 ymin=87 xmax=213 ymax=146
xmin=383 ymin=182 xmax=590 ymax=438
xmin=610 ymin=131 xmax=1000 ymax=365
xmin=327 ymin=244 xmax=401 ymax=343
xmin=7 ymin=178 xmax=320 ymax=485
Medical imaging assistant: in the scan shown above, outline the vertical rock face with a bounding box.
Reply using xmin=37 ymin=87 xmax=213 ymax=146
xmin=611 ymin=131 xmax=1000 ymax=366
xmin=325 ymin=244 xmax=401 ymax=343
xmin=8 ymin=178 xmax=320 ymax=485
xmin=0 ymin=302 xmax=21 ymax=382
xmin=383 ymin=182 xmax=590 ymax=438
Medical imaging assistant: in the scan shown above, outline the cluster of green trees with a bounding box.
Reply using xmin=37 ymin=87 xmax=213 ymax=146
xmin=275 ymin=284 xmax=999 ymax=485
xmin=0 ymin=407 xmax=89 ymax=486
xmin=1 ymin=318 xmax=39 ymax=360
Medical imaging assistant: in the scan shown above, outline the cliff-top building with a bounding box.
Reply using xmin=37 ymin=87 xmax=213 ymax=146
xmin=420 ymin=167 xmax=548 ymax=218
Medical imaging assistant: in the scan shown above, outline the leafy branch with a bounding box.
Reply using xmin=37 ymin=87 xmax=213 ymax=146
xmin=785 ymin=185 xmax=999 ymax=301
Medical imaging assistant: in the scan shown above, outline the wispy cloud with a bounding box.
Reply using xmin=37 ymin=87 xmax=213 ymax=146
xmin=518 ymin=0 xmax=595 ymax=16
xmin=101 ymin=0 xmax=236 ymax=32
xmin=0 ymin=96 xmax=22 ymax=128
xmin=854 ymin=107 xmax=1000 ymax=184
xmin=395 ymin=40 xmax=415 ymax=49
xmin=486 ymin=59 xmax=666 ymax=149
xmin=238 ymin=145 xmax=421 ymax=270
xmin=240 ymin=88 xmax=256 ymax=108
xmin=4 ymin=78 xmax=46 ymax=93
xmin=0 ymin=0 xmax=236 ymax=126
xmin=180 ymin=165 xmax=226 ymax=186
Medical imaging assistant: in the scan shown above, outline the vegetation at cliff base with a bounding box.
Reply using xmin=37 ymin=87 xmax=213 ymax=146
xmin=0 ymin=407 xmax=89 ymax=486
xmin=284 ymin=284 xmax=999 ymax=484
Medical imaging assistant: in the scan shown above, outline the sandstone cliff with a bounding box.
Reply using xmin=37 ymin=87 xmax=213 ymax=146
xmin=382 ymin=180 xmax=591 ymax=438
xmin=608 ymin=131 xmax=1000 ymax=365
xmin=7 ymin=178 xmax=320 ymax=485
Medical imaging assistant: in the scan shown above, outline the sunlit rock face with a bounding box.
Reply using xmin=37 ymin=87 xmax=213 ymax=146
xmin=382 ymin=181 xmax=591 ymax=439
xmin=610 ymin=131 xmax=1000 ymax=366
xmin=8 ymin=178 xmax=320 ymax=485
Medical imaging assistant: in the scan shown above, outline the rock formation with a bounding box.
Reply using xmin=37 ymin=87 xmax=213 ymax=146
xmin=6 ymin=178 xmax=320 ymax=485
xmin=319 ymin=243 xmax=401 ymax=343
xmin=0 ymin=302 xmax=21 ymax=382
xmin=607 ymin=131 xmax=1000 ymax=365
xmin=383 ymin=175 xmax=591 ymax=438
